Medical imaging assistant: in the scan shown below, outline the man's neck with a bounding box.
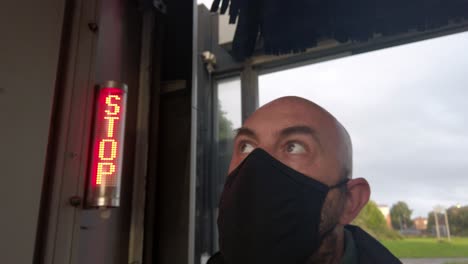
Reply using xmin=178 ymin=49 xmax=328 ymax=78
xmin=308 ymin=226 xmax=345 ymax=264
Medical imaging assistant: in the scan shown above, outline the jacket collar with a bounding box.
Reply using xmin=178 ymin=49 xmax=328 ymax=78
xmin=345 ymin=225 xmax=402 ymax=264
xmin=207 ymin=225 xmax=402 ymax=264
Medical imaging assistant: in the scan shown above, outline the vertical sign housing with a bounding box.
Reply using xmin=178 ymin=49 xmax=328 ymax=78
xmin=87 ymin=81 xmax=128 ymax=207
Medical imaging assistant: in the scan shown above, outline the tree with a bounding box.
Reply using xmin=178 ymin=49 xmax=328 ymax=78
xmin=428 ymin=205 xmax=468 ymax=237
xmin=218 ymin=101 xmax=235 ymax=140
xmin=352 ymin=201 xmax=402 ymax=240
xmin=447 ymin=205 xmax=468 ymax=236
xmin=390 ymin=201 xmax=414 ymax=230
xmin=216 ymin=101 xmax=236 ymax=179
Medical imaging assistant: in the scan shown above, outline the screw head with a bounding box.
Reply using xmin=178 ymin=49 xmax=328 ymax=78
xmin=88 ymin=22 xmax=98 ymax=32
xmin=69 ymin=196 xmax=82 ymax=207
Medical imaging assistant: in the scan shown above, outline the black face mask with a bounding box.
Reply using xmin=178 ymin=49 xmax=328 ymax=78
xmin=218 ymin=148 xmax=348 ymax=264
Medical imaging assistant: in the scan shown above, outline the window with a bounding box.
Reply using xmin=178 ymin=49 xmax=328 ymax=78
xmin=214 ymin=76 xmax=242 ymax=249
xmin=259 ymin=31 xmax=468 ymax=260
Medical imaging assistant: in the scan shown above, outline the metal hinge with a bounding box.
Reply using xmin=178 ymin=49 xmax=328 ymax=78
xmin=201 ymin=51 xmax=217 ymax=74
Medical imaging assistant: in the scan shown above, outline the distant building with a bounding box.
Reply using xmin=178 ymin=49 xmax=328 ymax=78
xmin=413 ymin=217 xmax=428 ymax=231
xmin=378 ymin=204 xmax=392 ymax=228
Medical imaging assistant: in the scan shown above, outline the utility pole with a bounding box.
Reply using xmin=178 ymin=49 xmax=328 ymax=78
xmin=444 ymin=210 xmax=451 ymax=241
xmin=434 ymin=211 xmax=440 ymax=240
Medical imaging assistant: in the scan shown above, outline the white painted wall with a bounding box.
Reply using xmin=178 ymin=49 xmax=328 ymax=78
xmin=0 ymin=1 xmax=64 ymax=262
xmin=378 ymin=205 xmax=390 ymax=218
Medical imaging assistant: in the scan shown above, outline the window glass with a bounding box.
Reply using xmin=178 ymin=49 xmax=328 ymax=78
xmin=217 ymin=77 xmax=242 ymax=141
xmin=214 ymin=76 xmax=242 ymax=251
xmin=259 ymin=32 xmax=468 ymax=260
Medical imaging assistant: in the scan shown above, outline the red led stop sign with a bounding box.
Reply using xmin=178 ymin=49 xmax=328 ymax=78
xmin=87 ymin=82 xmax=127 ymax=207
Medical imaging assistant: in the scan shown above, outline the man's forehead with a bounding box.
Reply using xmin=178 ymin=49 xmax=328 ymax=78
xmin=234 ymin=124 xmax=324 ymax=151
xmin=235 ymin=124 xmax=319 ymax=137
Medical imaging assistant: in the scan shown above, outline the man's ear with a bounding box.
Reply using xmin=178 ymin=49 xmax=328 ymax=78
xmin=339 ymin=178 xmax=371 ymax=224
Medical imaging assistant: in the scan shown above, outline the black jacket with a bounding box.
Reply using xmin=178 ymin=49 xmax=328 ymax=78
xmin=207 ymin=225 xmax=402 ymax=264
xmin=345 ymin=225 xmax=402 ymax=264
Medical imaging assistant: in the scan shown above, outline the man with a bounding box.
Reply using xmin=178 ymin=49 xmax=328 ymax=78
xmin=208 ymin=96 xmax=401 ymax=264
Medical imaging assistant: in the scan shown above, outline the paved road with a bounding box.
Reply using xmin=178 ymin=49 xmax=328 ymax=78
xmin=401 ymin=258 xmax=468 ymax=264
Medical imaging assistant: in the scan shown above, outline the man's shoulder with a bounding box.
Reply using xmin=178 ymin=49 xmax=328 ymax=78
xmin=206 ymin=226 xmax=402 ymax=264
xmin=345 ymin=225 xmax=402 ymax=264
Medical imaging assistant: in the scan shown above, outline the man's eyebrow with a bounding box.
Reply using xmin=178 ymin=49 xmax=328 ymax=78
xmin=234 ymin=127 xmax=258 ymax=140
xmin=279 ymin=125 xmax=323 ymax=148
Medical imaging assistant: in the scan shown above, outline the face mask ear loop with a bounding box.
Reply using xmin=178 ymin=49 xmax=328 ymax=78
xmin=329 ymin=178 xmax=350 ymax=190
xmin=317 ymin=178 xmax=350 ymax=245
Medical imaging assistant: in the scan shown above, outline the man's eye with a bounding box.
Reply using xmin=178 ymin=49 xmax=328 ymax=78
xmin=240 ymin=142 xmax=255 ymax=154
xmin=286 ymin=142 xmax=306 ymax=154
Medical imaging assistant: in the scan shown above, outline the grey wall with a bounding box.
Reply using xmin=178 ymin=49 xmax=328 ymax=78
xmin=0 ymin=0 xmax=64 ymax=262
xmin=146 ymin=0 xmax=194 ymax=263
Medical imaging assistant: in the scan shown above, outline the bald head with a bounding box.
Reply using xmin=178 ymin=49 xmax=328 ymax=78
xmin=230 ymin=96 xmax=352 ymax=185
xmin=225 ymin=96 xmax=371 ymax=260
xmin=261 ymin=96 xmax=352 ymax=177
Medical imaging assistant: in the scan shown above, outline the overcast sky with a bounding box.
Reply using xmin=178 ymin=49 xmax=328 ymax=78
xmin=207 ymin=0 xmax=468 ymax=217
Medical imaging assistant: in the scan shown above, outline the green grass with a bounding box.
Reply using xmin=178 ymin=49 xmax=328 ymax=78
xmin=381 ymin=237 xmax=468 ymax=258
